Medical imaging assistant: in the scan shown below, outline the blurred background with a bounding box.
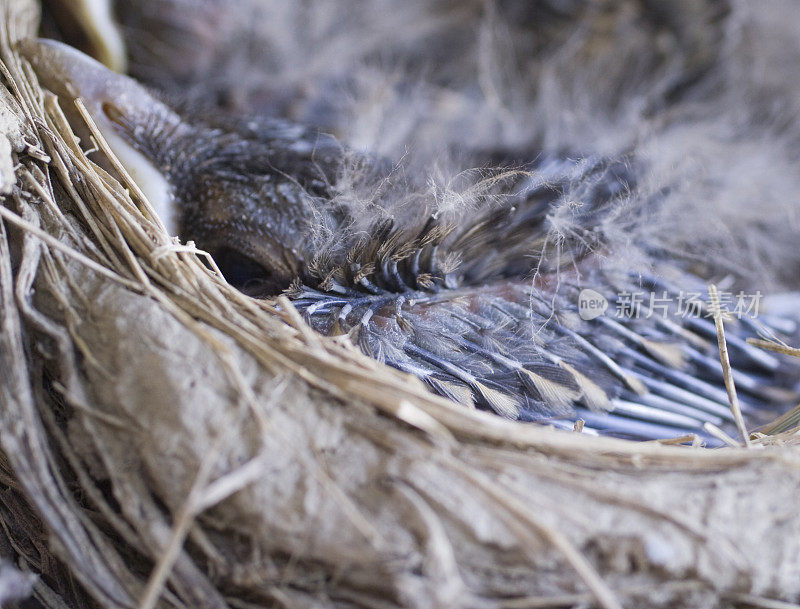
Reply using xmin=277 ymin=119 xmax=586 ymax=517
xmin=36 ymin=0 xmax=800 ymax=291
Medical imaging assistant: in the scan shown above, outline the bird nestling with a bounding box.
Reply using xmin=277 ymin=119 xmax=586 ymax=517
xmin=20 ymin=38 xmax=800 ymax=442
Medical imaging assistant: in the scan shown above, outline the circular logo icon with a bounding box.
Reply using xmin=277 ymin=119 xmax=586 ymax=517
xmin=578 ymin=288 xmax=608 ymax=320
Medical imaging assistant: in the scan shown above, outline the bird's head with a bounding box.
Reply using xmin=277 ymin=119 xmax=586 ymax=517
xmin=19 ymin=38 xmax=323 ymax=294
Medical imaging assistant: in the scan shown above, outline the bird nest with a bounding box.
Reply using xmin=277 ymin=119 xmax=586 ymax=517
xmin=2 ymin=1 xmax=800 ymax=608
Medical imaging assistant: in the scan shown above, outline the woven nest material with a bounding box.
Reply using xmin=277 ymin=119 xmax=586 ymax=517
xmin=2 ymin=1 xmax=800 ymax=608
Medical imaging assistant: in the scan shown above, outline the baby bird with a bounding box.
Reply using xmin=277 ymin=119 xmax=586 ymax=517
xmin=22 ymin=39 xmax=800 ymax=442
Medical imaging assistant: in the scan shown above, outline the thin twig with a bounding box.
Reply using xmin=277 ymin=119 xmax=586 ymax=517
xmin=0 ymin=205 xmax=141 ymax=290
xmin=746 ymin=338 xmax=800 ymax=358
xmin=708 ymin=284 xmax=750 ymax=447
xmin=703 ymin=422 xmax=741 ymax=449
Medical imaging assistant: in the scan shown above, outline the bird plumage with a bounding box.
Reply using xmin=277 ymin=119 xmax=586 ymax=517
xmin=21 ymin=38 xmax=800 ymax=442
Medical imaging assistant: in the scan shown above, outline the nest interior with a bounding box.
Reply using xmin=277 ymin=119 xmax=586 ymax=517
xmin=2 ymin=1 xmax=800 ymax=608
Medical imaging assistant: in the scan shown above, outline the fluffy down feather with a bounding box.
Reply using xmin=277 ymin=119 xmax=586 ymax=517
xmin=29 ymin=0 xmax=800 ymax=439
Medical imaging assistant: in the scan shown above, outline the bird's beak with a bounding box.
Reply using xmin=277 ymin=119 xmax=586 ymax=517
xmin=18 ymin=38 xmax=179 ymax=235
xmin=44 ymin=0 xmax=128 ymax=74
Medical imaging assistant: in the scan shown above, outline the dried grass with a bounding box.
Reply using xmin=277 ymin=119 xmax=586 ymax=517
xmin=2 ymin=1 xmax=800 ymax=608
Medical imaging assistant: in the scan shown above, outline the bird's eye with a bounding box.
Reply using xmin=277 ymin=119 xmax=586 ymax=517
xmin=101 ymin=101 xmax=125 ymax=124
xmin=211 ymin=247 xmax=290 ymax=297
